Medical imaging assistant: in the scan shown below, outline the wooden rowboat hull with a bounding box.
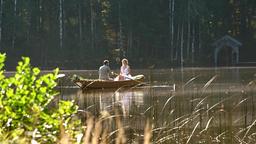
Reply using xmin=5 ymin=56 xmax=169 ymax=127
xmin=74 ymin=75 xmax=145 ymax=90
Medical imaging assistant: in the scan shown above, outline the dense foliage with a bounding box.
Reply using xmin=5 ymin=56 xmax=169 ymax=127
xmin=0 ymin=53 xmax=81 ymax=143
xmin=0 ymin=0 xmax=255 ymax=69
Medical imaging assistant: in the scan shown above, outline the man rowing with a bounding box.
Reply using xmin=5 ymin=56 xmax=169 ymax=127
xmin=98 ymin=60 xmax=113 ymax=80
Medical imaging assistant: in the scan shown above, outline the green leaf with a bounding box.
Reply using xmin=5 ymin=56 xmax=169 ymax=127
xmin=0 ymin=53 xmax=6 ymax=70
xmin=33 ymin=67 xmax=40 ymax=76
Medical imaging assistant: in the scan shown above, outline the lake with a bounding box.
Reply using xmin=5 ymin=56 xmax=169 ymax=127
xmin=57 ymin=67 xmax=256 ymax=143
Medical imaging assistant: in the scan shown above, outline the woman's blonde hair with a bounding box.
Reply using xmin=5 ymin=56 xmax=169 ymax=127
xmin=122 ymin=58 xmax=128 ymax=65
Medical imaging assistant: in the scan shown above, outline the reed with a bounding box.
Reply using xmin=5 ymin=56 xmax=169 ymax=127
xmin=3 ymin=72 xmax=256 ymax=144
xmin=58 ymin=110 xmax=152 ymax=144
xmin=57 ymin=73 xmax=256 ymax=144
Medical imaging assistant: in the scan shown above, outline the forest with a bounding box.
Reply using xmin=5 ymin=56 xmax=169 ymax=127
xmin=0 ymin=0 xmax=256 ymax=70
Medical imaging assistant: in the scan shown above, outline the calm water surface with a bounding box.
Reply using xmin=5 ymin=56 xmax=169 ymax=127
xmin=58 ymin=67 xmax=256 ymax=143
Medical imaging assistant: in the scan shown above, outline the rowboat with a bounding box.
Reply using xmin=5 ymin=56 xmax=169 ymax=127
xmin=72 ymin=75 xmax=145 ymax=90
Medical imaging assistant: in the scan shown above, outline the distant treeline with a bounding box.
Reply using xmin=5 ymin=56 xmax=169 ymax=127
xmin=0 ymin=0 xmax=255 ymax=70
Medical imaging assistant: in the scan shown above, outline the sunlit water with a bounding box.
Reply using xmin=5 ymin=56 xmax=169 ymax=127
xmin=56 ymin=67 xmax=256 ymax=143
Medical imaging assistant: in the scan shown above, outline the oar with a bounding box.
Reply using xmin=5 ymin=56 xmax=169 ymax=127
xmin=57 ymin=73 xmax=66 ymax=78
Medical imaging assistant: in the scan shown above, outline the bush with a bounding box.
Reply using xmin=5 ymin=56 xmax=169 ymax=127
xmin=0 ymin=53 xmax=81 ymax=143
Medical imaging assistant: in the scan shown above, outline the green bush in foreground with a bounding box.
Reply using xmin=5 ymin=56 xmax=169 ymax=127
xmin=0 ymin=53 xmax=81 ymax=143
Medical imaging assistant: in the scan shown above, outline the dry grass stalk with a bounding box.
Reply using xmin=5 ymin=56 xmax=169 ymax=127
xmin=155 ymin=135 xmax=176 ymax=143
xmin=242 ymin=119 xmax=256 ymax=141
xmin=59 ymin=121 xmax=71 ymax=144
xmin=202 ymin=75 xmax=217 ymax=93
xmin=101 ymin=130 xmax=108 ymax=144
xmin=143 ymin=106 xmax=153 ymax=114
xmin=144 ymin=120 xmax=152 ymax=144
xmin=183 ymin=76 xmax=198 ymax=88
xmin=115 ymin=111 xmax=126 ymax=144
xmin=92 ymin=119 xmax=102 ymax=144
xmin=160 ymin=95 xmax=175 ymax=114
xmin=99 ymin=111 xmax=112 ymax=144
xmin=200 ymin=116 xmax=213 ymax=134
xmin=186 ymin=122 xmax=200 ymax=144
xmin=83 ymin=114 xmax=94 ymax=144
xmin=215 ymin=131 xmax=227 ymax=142
xmin=233 ymin=98 xmax=248 ymax=110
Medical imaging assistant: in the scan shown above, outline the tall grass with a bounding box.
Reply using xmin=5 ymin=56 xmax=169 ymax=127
xmin=149 ymin=76 xmax=256 ymax=144
xmin=4 ymin=75 xmax=255 ymax=143
xmin=58 ymin=110 xmax=152 ymax=144
xmin=61 ymin=76 xmax=255 ymax=144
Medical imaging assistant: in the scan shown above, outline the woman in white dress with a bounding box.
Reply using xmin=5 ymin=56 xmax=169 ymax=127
xmin=115 ymin=58 xmax=131 ymax=81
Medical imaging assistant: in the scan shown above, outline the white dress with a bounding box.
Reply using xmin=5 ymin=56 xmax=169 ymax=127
xmin=120 ymin=65 xmax=131 ymax=80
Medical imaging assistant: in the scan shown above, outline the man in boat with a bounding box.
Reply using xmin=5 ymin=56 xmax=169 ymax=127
xmin=99 ymin=60 xmax=113 ymax=80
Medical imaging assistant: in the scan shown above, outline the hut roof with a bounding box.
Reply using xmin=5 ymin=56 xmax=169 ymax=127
xmin=212 ymin=35 xmax=242 ymax=48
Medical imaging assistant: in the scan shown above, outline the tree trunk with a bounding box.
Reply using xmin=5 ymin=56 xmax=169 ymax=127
xmin=118 ymin=0 xmax=124 ymax=57
xmin=90 ymin=0 xmax=94 ymax=53
xmin=180 ymin=22 xmax=184 ymax=68
xmin=27 ymin=1 xmax=31 ymax=45
xmin=39 ymin=0 xmax=47 ymax=67
xmin=175 ymin=23 xmax=180 ymax=61
xmin=198 ymin=20 xmax=201 ymax=61
xmin=186 ymin=0 xmax=190 ymax=60
xmin=78 ymin=0 xmax=83 ymax=61
xmin=59 ymin=0 xmax=63 ymax=51
xmin=191 ymin=22 xmax=195 ymax=65
xmin=38 ymin=0 xmax=42 ymax=32
xmin=169 ymin=0 xmax=175 ymax=62
xmin=127 ymin=30 xmax=132 ymax=57
xmin=12 ymin=0 xmax=17 ymax=50
xmin=0 ymin=0 xmax=3 ymax=50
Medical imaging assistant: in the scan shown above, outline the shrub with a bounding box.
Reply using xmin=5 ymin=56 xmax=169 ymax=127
xmin=0 ymin=53 xmax=81 ymax=143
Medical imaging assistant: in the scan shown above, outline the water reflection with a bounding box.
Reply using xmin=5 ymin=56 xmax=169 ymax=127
xmin=62 ymin=88 xmax=146 ymax=116
xmin=62 ymin=85 xmax=175 ymax=115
